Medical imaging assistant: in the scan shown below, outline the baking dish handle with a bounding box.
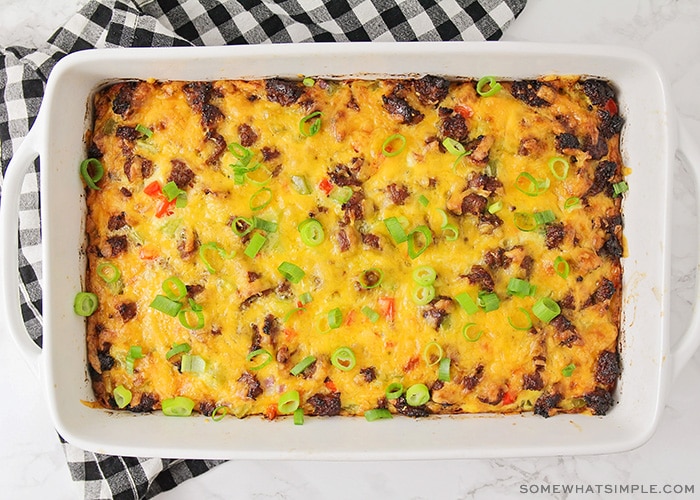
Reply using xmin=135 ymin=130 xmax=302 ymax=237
xmin=673 ymin=124 xmax=700 ymax=379
xmin=0 ymin=129 xmax=43 ymax=377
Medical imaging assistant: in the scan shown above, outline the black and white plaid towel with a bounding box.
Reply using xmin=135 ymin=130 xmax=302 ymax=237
xmin=0 ymin=0 xmax=526 ymax=498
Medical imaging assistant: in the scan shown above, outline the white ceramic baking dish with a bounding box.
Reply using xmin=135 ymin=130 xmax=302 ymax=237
xmin=2 ymin=42 xmax=700 ymax=459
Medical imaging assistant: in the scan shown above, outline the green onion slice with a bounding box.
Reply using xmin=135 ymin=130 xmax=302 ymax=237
xmin=476 ymin=76 xmax=502 ymax=97
xmin=161 ymin=396 xmax=195 ymax=417
xmin=407 ymin=225 xmax=433 ymax=259
xmin=462 ymin=323 xmax=484 ymax=342
xmin=74 ymin=292 xmax=98 ymax=317
xmin=181 ymin=353 xmax=206 ymax=373
xmin=412 ymin=285 xmax=436 ymax=306
xmin=515 ymin=172 xmax=549 ymax=197
xmin=381 ymin=133 xmax=407 ymax=157
xmin=135 ymin=123 xmax=153 ymax=138
xmin=478 ymin=291 xmax=500 ymax=312
xmin=302 ymin=77 xmax=315 ymax=87
xmin=244 ymin=233 xmax=267 ymax=259
xmin=361 ymin=306 xmax=380 ymax=323
xmin=294 ymin=407 xmax=305 ymax=425
xmin=330 ymin=185 xmax=353 ymax=204
xmin=80 ymin=158 xmax=104 ymax=190
xmin=412 ymin=265 xmax=437 ymax=286
xmin=364 ymin=408 xmax=393 ymax=421
xmin=211 ymin=406 xmax=228 ymax=421
xmin=249 ymin=187 xmax=273 ymax=211
xmin=438 ymin=357 xmax=451 ymax=382
xmin=166 ymin=342 xmax=191 ymax=360
xmin=291 ymin=175 xmax=311 ymax=195
xmin=149 ymin=295 xmax=182 ymax=317
xmin=613 ymin=181 xmax=629 ymax=197
xmin=533 ymin=209 xmax=556 ymax=225
xmin=278 ymin=390 xmax=300 ymax=414
xmin=299 ymin=292 xmax=313 ymax=305
xmin=290 ymin=355 xmax=317 ymax=376
xmin=548 ymin=156 xmax=570 ymax=180
xmin=442 ymin=224 xmax=459 ymax=241
xmin=508 ymin=307 xmax=534 ymax=331
xmin=232 ymin=216 xmax=254 ymax=237
xmin=507 ymin=277 xmax=533 ymax=298
xmin=423 ymin=341 xmax=443 ymax=366
xmin=418 ymin=194 xmax=430 ymax=207
xmin=253 ymin=216 xmax=277 ymax=233
xmin=385 ymin=382 xmax=404 ymax=400
xmin=246 ymin=348 xmax=273 ymax=371
xmin=564 ymin=196 xmax=582 ymax=212
xmin=562 ymin=363 xmax=576 ymax=377
xmin=298 ymin=218 xmax=325 ymax=247
xmin=199 ymin=241 xmax=234 ymax=272
xmin=455 ymin=292 xmax=479 ymax=314
xmin=359 ymin=268 xmax=384 ymax=289
xmin=405 ymin=383 xmax=430 ymax=407
xmin=299 ymin=111 xmax=322 ymax=137
xmin=125 ymin=346 xmax=144 ymax=374
xmin=113 ymin=385 xmax=132 ymax=409
xmin=328 ymin=307 xmax=343 ymax=329
xmin=331 ymin=346 xmax=356 ymax=371
xmin=278 ymin=261 xmax=305 ymax=284
xmin=178 ymin=305 xmax=205 ymax=330
xmin=228 ymin=142 xmax=252 ymax=161
xmin=442 ymin=137 xmax=466 ymax=156
xmin=283 ymin=306 xmax=304 ymax=324
xmin=97 ymin=262 xmax=121 ymax=283
xmin=532 ymin=297 xmax=561 ymax=323
xmin=162 ymin=276 xmax=187 ymax=301
xmin=162 ymin=181 xmax=184 ymax=202
xmin=487 ymin=200 xmax=503 ymax=214
xmin=554 ymin=256 xmax=570 ymax=279
xmin=513 ymin=212 xmax=538 ymax=232
xmin=384 ymin=217 xmax=408 ymax=244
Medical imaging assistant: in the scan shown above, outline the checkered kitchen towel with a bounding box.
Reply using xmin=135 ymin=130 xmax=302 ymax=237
xmin=0 ymin=0 xmax=526 ymax=498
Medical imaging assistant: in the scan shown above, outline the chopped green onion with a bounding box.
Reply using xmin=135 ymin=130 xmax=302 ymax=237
xmin=412 ymin=265 xmax=437 ymax=286
xmin=302 ymin=77 xmax=315 ymax=87
xmin=562 ymin=363 xmax=576 ymax=377
xmin=385 ymin=382 xmax=404 ymax=400
xmin=548 ymin=156 xmax=570 ymax=180
xmin=513 ymin=212 xmax=538 ymax=232
xmin=532 ymin=297 xmax=561 ymax=323
xmin=249 ymin=187 xmax=273 ymax=211
xmin=564 ymin=196 xmax=582 ymax=212
xmin=442 ymin=224 xmax=459 ymax=241
xmin=246 ymin=348 xmax=273 ymax=371
xmin=211 ymin=406 xmax=228 ymax=421
xmin=436 ymin=208 xmax=449 ymax=227
xmin=478 ymin=291 xmax=500 ymax=312
xmin=462 ymin=323 xmax=484 ymax=342
xmin=113 ymin=385 xmax=132 ymax=409
xmin=162 ymin=276 xmax=187 ymax=301
xmin=487 ymin=200 xmax=503 ymax=214
xmin=135 ymin=124 xmax=153 ymax=138
xmin=244 ymin=233 xmax=267 ymax=258
xmin=125 ymin=346 xmax=143 ymax=374
xmin=381 ymin=133 xmax=406 ymax=157
xmin=384 ymin=217 xmax=407 ymax=244
xmin=290 ymin=355 xmax=317 ymax=376
xmin=476 ymin=76 xmax=502 ymax=97
xmin=330 ymin=185 xmax=353 ymax=204
xmin=331 ymin=346 xmax=356 ymax=371
xmin=291 ymin=175 xmax=311 ymax=195
xmin=299 ymin=111 xmax=322 ymax=137
xmin=452 ymin=151 xmax=470 ymax=170
xmin=278 ymin=390 xmax=300 ymax=414
xmin=161 ymin=396 xmax=195 ymax=417
xmin=359 ymin=268 xmax=384 ymax=289
xmin=97 ymin=262 xmax=121 ymax=283
xmin=442 ymin=137 xmax=466 ymax=156
xmin=149 ymin=295 xmax=182 ymax=317
xmin=253 ymin=216 xmax=278 ymax=233
xmin=293 ymin=408 xmax=305 ymax=425
xmin=180 ymin=354 xmax=206 ymax=373
xmin=283 ymin=306 xmax=305 ymax=324
xmin=299 ymin=292 xmax=313 ymax=305
xmin=417 ymin=194 xmax=430 ymax=207
xmin=298 ymin=218 xmax=325 ymax=247
xmin=199 ymin=242 xmax=234 ymax=272
xmin=412 ymin=285 xmax=436 ymax=306
xmin=175 ymin=192 xmax=188 ymax=208
xmin=361 ymin=306 xmax=380 ymax=323
xmin=533 ymin=210 xmax=556 ymax=225
xmin=232 ymin=216 xmax=254 ymax=237
xmin=278 ymin=261 xmax=305 ymax=284
xmin=162 ymin=181 xmax=184 ymax=202
xmin=178 ymin=301 xmax=205 ymax=330
xmin=74 ymin=292 xmax=98 ymax=317
xmin=228 ymin=142 xmax=252 ymax=161
xmin=515 ymin=172 xmax=549 ymax=197
xmin=407 ymin=225 xmax=433 ymax=259
xmin=613 ymin=181 xmax=629 ymax=197
xmin=166 ymin=342 xmax=191 ymax=360
xmin=438 ymin=357 xmax=451 ymax=382
xmin=364 ymin=408 xmax=393 ymax=421
xmin=423 ymin=342 xmax=443 ymax=366
xmin=507 ymin=277 xmax=533 ymax=298
xmin=405 ymin=383 xmax=430 ymax=406
xmin=554 ymin=256 xmax=570 ymax=279
xmin=79 ymin=158 xmax=104 ymax=190
xmin=328 ymin=307 xmax=343 ymax=329
xmin=508 ymin=307 xmax=534 ymax=331
xmin=455 ymin=292 xmax=479 ymax=314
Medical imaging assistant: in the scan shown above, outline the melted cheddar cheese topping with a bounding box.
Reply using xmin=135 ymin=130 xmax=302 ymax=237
xmin=85 ymin=76 xmax=623 ymax=419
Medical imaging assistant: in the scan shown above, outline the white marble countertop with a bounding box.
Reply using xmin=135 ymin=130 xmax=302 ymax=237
xmin=1 ymin=0 xmax=700 ymax=498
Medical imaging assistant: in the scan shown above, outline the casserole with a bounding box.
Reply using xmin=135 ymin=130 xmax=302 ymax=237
xmin=2 ymin=42 xmax=700 ymax=459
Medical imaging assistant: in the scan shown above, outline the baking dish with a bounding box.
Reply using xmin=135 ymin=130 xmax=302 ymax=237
xmin=2 ymin=42 xmax=700 ymax=459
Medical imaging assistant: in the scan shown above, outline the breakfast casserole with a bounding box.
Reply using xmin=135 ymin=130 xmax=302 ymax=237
xmin=78 ymin=74 xmax=625 ymax=421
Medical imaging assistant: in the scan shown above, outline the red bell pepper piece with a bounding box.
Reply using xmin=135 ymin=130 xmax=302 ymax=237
xmin=318 ymin=178 xmax=334 ymax=196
